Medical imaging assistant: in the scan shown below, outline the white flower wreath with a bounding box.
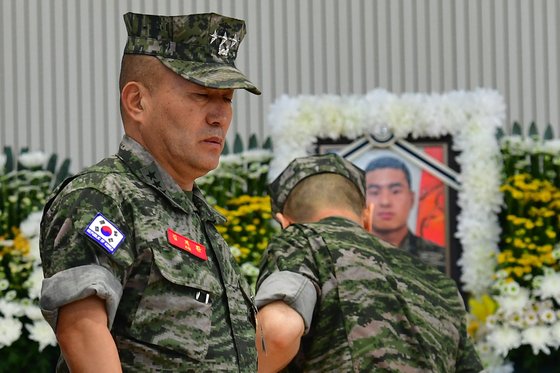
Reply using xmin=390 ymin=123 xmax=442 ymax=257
xmin=266 ymin=88 xmax=506 ymax=294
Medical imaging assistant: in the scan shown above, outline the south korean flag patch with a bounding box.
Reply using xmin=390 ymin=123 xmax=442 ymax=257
xmin=84 ymin=213 xmax=125 ymax=254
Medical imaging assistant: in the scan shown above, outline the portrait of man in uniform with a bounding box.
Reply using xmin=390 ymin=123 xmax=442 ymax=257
xmin=353 ymin=147 xmax=450 ymax=274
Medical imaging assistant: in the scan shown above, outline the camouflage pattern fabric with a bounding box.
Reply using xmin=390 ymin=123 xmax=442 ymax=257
xmin=123 ymin=12 xmax=260 ymax=95
xmin=400 ymin=230 xmax=448 ymax=274
xmin=268 ymin=153 xmax=366 ymax=215
xmin=257 ymin=216 xmax=482 ymax=373
xmin=40 ymin=136 xmax=256 ymax=372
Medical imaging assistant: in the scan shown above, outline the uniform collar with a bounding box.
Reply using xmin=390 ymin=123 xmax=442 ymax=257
xmin=116 ymin=136 xmax=226 ymax=224
xmin=398 ymin=230 xmax=416 ymax=250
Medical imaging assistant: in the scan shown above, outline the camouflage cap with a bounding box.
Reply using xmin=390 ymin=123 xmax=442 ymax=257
xmin=123 ymin=12 xmax=261 ymax=95
xmin=268 ymin=153 xmax=366 ymax=215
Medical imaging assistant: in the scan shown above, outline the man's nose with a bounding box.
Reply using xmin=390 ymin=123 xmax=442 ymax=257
xmin=207 ymin=101 xmax=231 ymax=126
xmin=378 ymin=190 xmax=392 ymax=205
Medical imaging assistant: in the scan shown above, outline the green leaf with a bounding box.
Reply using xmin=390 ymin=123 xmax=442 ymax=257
xmin=495 ymin=128 xmax=504 ymax=141
xmin=248 ymin=134 xmax=258 ymax=149
xmin=528 ymin=122 xmax=539 ymax=138
xmin=544 ymin=124 xmax=554 ymax=140
xmin=54 ymin=159 xmax=72 ymax=187
xmin=262 ymin=137 xmax=273 ymax=150
xmin=46 ymin=154 xmax=58 ymax=174
xmin=3 ymin=146 xmax=15 ymax=172
xmin=233 ymin=133 xmax=244 ymax=153
xmin=512 ymin=122 xmax=522 ymax=136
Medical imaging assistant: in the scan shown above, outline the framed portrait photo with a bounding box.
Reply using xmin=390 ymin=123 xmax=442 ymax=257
xmin=266 ymin=89 xmax=505 ymax=295
xmin=317 ymin=135 xmax=461 ymax=280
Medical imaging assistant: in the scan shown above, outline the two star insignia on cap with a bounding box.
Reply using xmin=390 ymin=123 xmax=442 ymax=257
xmin=210 ymin=30 xmax=238 ymax=56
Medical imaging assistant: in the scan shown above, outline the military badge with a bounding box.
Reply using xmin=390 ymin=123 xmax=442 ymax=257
xmin=167 ymin=228 xmax=208 ymax=260
xmin=84 ymin=213 xmax=125 ymax=254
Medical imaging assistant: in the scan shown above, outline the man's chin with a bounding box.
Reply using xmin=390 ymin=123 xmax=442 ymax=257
xmin=372 ymin=226 xmax=398 ymax=234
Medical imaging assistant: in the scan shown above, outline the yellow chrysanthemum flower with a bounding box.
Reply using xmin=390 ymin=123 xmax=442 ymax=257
xmin=468 ymin=294 xmax=497 ymax=324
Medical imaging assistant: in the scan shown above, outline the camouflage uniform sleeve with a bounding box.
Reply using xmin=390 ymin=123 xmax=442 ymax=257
xmin=255 ymin=271 xmax=317 ymax=333
xmin=454 ymin=292 xmax=484 ymax=373
xmin=256 ymin=226 xmax=320 ymax=334
xmin=40 ymin=186 xmax=135 ymax=332
xmin=41 ymin=265 xmax=123 ymax=331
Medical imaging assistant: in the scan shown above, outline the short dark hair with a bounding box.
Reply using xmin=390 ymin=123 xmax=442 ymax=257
xmin=119 ymin=54 xmax=162 ymax=93
xmin=365 ymin=156 xmax=411 ymax=187
xmin=284 ymin=173 xmax=365 ymax=222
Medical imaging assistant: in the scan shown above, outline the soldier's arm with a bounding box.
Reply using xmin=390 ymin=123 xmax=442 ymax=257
xmin=454 ymin=290 xmax=484 ymax=373
xmin=57 ymin=295 xmax=122 ymax=373
xmin=256 ymin=300 xmax=305 ymax=373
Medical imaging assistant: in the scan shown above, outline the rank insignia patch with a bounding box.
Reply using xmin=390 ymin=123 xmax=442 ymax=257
xmin=167 ymin=228 xmax=207 ymax=260
xmin=84 ymin=213 xmax=125 ymax=254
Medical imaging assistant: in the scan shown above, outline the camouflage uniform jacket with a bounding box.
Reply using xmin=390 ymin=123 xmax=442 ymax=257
xmin=40 ymin=136 xmax=256 ymax=372
xmin=257 ymin=216 xmax=482 ymax=373
xmin=400 ymin=230 xmax=447 ymax=274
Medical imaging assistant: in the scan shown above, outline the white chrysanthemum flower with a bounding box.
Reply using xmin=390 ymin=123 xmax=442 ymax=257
xmin=0 ymin=316 xmax=23 ymax=348
xmin=521 ymin=326 xmax=552 ymax=355
xmin=529 ymin=301 xmax=543 ymax=314
xmin=486 ymin=314 xmax=499 ymax=330
xmin=504 ymin=281 xmax=520 ymax=296
xmin=540 ymin=308 xmax=557 ymax=324
xmin=26 ymin=319 xmax=57 ymax=351
xmin=495 ymin=288 xmax=530 ymax=317
xmin=495 ymin=270 xmax=509 ymax=280
xmin=507 ymin=312 xmax=524 ymax=328
xmin=23 ymin=304 xmax=44 ymax=321
xmin=239 ymin=149 xmax=273 ymax=163
xmin=541 ymin=139 xmax=560 ymax=153
xmin=532 ymin=275 xmax=544 ymax=289
xmin=27 ymin=235 xmax=41 ymax=264
xmin=0 ymin=299 xmax=25 ymax=318
xmin=0 ymin=154 xmax=6 ymax=171
xmin=550 ymin=322 xmax=560 ymax=346
xmin=495 ymin=308 xmax=506 ymax=320
xmin=486 ymin=326 xmax=522 ymax=357
xmin=475 ymin=341 xmax=492 ymax=355
xmin=4 ymin=290 xmax=17 ymax=302
xmin=19 ymin=211 xmax=43 ymax=238
xmin=484 ymin=362 xmax=515 ymax=373
xmin=25 ymin=268 xmax=44 ymax=300
xmin=534 ymin=272 xmax=560 ymax=302
xmin=240 ymin=262 xmax=259 ymax=278
xmin=524 ymin=310 xmax=539 ymax=326
xmin=475 ymin=342 xmax=511 ymax=373
xmin=229 ymin=246 xmax=241 ymax=258
xmin=18 ymin=151 xmax=48 ymax=168
xmin=0 ymin=279 xmax=9 ymax=291
xmin=0 ymin=239 xmax=14 ymax=247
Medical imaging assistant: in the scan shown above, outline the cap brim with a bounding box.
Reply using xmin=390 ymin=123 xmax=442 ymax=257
xmin=158 ymin=57 xmax=261 ymax=95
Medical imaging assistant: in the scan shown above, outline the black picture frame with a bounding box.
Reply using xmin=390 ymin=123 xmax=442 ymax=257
xmin=316 ymin=134 xmax=463 ymax=286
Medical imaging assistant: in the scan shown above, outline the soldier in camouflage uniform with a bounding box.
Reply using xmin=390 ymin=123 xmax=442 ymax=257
xmin=365 ymin=156 xmax=447 ymax=273
xmin=39 ymin=12 xmax=259 ymax=372
xmin=255 ymin=153 xmax=482 ymax=372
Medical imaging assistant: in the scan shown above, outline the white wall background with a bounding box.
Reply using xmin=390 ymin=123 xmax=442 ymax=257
xmin=1 ymin=0 xmax=559 ymax=172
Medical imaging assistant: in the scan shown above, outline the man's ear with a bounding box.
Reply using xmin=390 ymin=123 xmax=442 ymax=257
xmin=275 ymin=213 xmax=293 ymax=229
xmin=121 ymin=81 xmax=148 ymax=122
xmin=409 ymin=189 xmax=416 ymax=206
xmin=362 ymin=202 xmax=374 ymax=232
